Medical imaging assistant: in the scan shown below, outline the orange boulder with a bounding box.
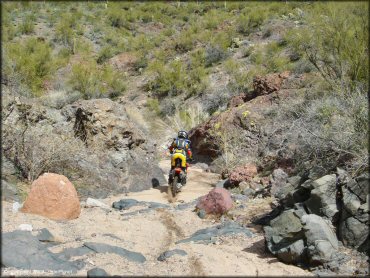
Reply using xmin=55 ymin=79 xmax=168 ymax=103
xmin=21 ymin=173 xmax=80 ymax=220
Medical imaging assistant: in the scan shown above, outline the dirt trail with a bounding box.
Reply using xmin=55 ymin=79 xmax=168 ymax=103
xmin=2 ymin=159 xmax=312 ymax=276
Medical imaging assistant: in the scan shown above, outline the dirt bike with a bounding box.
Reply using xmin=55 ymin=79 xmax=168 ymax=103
xmin=168 ymin=158 xmax=189 ymax=199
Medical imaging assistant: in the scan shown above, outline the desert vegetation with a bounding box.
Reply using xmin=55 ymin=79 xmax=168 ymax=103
xmin=2 ymin=1 xmax=368 ymax=177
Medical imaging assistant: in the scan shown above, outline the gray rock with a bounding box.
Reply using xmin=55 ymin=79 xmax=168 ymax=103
xmin=37 ymin=228 xmax=58 ymax=243
xmin=197 ymin=209 xmax=206 ymax=219
xmin=176 ymin=221 xmax=254 ymax=244
xmin=301 ymin=214 xmax=338 ymax=264
xmin=1 ymin=180 xmax=19 ymax=202
xmin=342 ymin=187 xmax=361 ymax=216
xmin=339 ymin=216 xmax=368 ymax=250
xmin=305 ymin=174 xmax=338 ymax=222
xmin=215 ymin=179 xmax=230 ymax=188
xmin=347 ymin=174 xmax=369 ymax=203
xmin=146 ymin=201 xmax=170 ymax=209
xmin=287 ymin=176 xmax=302 ymax=188
xmin=112 ymin=199 xmax=139 ymax=210
xmin=270 ymin=210 xmax=303 ymax=237
xmin=83 ymin=242 xmax=146 ymax=263
xmin=336 ymin=168 xmax=350 ymax=185
xmin=176 ymin=199 xmax=199 ymax=210
xmin=87 ymin=267 xmax=109 ymax=277
xmin=276 ymin=239 xmax=306 ymax=264
xmin=308 ymin=166 xmax=327 ymax=180
xmin=231 ymin=194 xmax=248 ymax=202
xmin=2 ymin=230 xmax=83 ymax=272
xmin=57 ymin=246 xmax=95 ymax=259
xmin=242 ymin=188 xmax=256 ymax=197
xmin=300 ymin=179 xmax=313 ymax=190
xmin=270 ymin=168 xmax=288 ymax=197
xmin=157 ymin=249 xmax=187 ymax=261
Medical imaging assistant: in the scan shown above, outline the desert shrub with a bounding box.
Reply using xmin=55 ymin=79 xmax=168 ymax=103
xmin=286 ymin=2 xmax=368 ymax=89
xmin=263 ymin=84 xmax=368 ymax=175
xmin=3 ymin=121 xmax=86 ymax=182
xmin=224 ymin=59 xmax=266 ymax=93
xmin=205 ymin=45 xmax=228 ymax=67
xmin=41 ymin=90 xmax=82 ymax=109
xmin=146 ymin=57 xmax=208 ymax=98
xmin=18 ymin=14 xmax=35 ymax=34
xmin=146 ymin=98 xmax=161 ymax=115
xmin=241 ymin=46 xmax=254 ymax=58
xmin=174 ymin=29 xmax=195 ymax=53
xmin=236 ymin=9 xmax=267 ymax=35
xmin=201 ymin=86 xmax=233 ymax=114
xmin=68 ymin=59 xmax=125 ymax=99
xmin=292 ymin=60 xmax=315 ymax=74
xmin=4 ymin=38 xmax=55 ymax=96
xmin=165 ymin=103 xmax=209 ymax=133
xmin=55 ymin=18 xmax=76 ymax=51
xmin=97 ymin=45 xmax=116 ymax=64
xmin=107 ymin=9 xmax=130 ymax=29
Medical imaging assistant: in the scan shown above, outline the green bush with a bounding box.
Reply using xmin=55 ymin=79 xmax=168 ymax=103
xmin=97 ymin=45 xmax=116 ymax=64
xmin=18 ymin=15 xmax=35 ymax=34
xmin=5 ymin=38 xmax=55 ymax=95
xmin=236 ymin=9 xmax=267 ymax=35
xmin=146 ymin=57 xmax=208 ymax=98
xmin=69 ymin=59 xmax=125 ymax=99
xmin=287 ymin=2 xmax=368 ymax=89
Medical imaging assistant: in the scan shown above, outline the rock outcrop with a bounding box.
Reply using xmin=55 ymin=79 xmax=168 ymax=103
xmin=21 ymin=173 xmax=81 ymax=220
xmin=2 ymin=94 xmax=165 ymax=199
xmin=253 ymin=71 xmax=290 ymax=96
xmin=262 ymin=167 xmax=369 ymax=275
xmin=228 ymin=164 xmax=258 ymax=187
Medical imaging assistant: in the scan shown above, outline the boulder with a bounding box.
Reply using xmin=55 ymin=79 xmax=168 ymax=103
xmin=263 ymin=210 xmax=305 ymax=264
xmin=301 ymin=214 xmax=338 ymax=265
xmin=339 ymin=216 xmax=368 ymax=251
xmin=196 ymin=188 xmax=233 ymax=215
xmin=229 ymin=164 xmax=258 ymax=186
xmin=21 ymin=173 xmax=80 ymax=220
xmin=304 ymin=174 xmax=338 ymax=222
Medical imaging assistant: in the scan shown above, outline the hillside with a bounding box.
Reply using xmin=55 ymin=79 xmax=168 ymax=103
xmin=1 ymin=1 xmax=369 ymax=277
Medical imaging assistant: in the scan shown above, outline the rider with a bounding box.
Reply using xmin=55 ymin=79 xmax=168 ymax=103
xmin=168 ymin=130 xmax=193 ymax=185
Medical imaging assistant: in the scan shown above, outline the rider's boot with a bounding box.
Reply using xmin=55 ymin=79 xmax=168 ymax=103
xmin=168 ymin=171 xmax=173 ymax=184
xmin=181 ymin=167 xmax=187 ymax=185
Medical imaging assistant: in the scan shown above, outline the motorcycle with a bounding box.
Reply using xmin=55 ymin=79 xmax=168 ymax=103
xmin=168 ymin=158 xmax=189 ymax=198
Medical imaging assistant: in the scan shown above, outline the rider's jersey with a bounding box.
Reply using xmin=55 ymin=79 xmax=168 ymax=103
xmin=169 ymin=138 xmax=192 ymax=159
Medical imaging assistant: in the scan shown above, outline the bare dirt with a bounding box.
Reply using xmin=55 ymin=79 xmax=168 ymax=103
xmin=1 ymin=160 xmax=312 ymax=276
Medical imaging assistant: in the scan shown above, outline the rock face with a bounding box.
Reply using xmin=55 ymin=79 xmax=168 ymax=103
xmin=253 ymin=71 xmax=289 ymax=96
xmin=2 ymin=94 xmax=165 ymax=199
xmin=196 ymin=188 xmax=233 ymax=215
xmin=228 ymin=164 xmax=258 ymax=187
xmin=21 ymin=173 xmax=81 ymax=220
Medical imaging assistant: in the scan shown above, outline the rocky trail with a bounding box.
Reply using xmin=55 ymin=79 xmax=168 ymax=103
xmin=1 ymin=159 xmax=312 ymax=277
